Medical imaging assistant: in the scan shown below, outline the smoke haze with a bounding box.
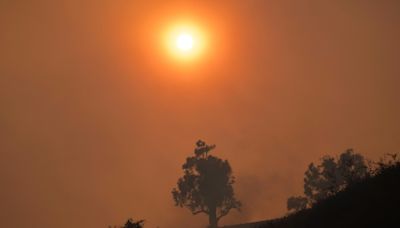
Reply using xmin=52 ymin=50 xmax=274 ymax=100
xmin=1 ymin=1 xmax=400 ymax=227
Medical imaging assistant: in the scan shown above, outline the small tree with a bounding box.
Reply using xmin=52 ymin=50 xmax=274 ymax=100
xmin=337 ymin=149 xmax=368 ymax=184
xmin=172 ymin=140 xmax=241 ymax=228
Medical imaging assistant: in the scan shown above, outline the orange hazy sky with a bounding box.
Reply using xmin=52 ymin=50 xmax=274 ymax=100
xmin=1 ymin=1 xmax=400 ymax=227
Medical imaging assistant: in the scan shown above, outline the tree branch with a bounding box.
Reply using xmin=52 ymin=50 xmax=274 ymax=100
xmin=192 ymin=209 xmax=208 ymax=215
xmin=216 ymin=208 xmax=231 ymax=221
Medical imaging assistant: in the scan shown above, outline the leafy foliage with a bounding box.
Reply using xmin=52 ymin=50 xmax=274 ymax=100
xmin=172 ymin=140 xmax=241 ymax=228
xmin=286 ymin=196 xmax=307 ymax=212
xmin=288 ymin=149 xmax=368 ymax=212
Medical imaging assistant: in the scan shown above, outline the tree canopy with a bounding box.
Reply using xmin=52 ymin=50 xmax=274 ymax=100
xmin=287 ymin=149 xmax=368 ymax=212
xmin=172 ymin=140 xmax=241 ymax=228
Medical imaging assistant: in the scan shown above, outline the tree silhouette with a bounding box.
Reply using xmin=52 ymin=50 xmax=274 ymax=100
xmin=287 ymin=149 xmax=368 ymax=212
xmin=172 ymin=140 xmax=241 ymax=228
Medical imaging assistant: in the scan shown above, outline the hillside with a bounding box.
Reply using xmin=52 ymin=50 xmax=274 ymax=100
xmin=223 ymin=164 xmax=400 ymax=228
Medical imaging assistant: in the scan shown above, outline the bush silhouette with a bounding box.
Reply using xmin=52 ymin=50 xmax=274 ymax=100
xmin=123 ymin=218 xmax=144 ymax=228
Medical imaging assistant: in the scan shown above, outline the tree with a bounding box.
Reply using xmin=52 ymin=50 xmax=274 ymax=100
xmin=304 ymin=156 xmax=342 ymax=204
xmin=337 ymin=149 xmax=368 ymax=184
xmin=172 ymin=140 xmax=241 ymax=228
xmin=287 ymin=149 xmax=368 ymax=212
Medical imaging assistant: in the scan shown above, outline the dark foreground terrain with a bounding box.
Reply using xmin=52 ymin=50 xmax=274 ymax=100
xmin=224 ymin=164 xmax=400 ymax=228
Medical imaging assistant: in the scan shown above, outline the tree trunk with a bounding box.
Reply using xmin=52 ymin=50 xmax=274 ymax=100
xmin=208 ymin=204 xmax=217 ymax=228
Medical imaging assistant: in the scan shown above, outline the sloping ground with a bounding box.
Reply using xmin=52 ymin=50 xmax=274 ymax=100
xmin=223 ymin=164 xmax=400 ymax=228
xmin=221 ymin=218 xmax=282 ymax=228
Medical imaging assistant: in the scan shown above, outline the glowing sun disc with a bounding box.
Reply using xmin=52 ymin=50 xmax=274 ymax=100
xmin=164 ymin=23 xmax=207 ymax=61
xmin=176 ymin=33 xmax=193 ymax=51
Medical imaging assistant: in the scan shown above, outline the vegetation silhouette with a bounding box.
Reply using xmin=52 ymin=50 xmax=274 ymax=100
xmin=223 ymin=152 xmax=400 ymax=228
xmin=287 ymin=149 xmax=368 ymax=212
xmin=109 ymin=218 xmax=144 ymax=228
xmin=172 ymin=140 xmax=241 ymax=228
xmin=123 ymin=219 xmax=144 ymax=228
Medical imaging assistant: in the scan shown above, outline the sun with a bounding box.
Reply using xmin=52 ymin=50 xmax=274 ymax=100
xmin=176 ymin=33 xmax=193 ymax=51
xmin=164 ymin=23 xmax=207 ymax=61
